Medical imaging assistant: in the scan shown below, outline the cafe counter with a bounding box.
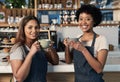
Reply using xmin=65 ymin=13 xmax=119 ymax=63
xmin=0 ymin=51 xmax=120 ymax=73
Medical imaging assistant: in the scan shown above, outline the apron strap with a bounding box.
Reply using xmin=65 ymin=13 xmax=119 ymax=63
xmin=91 ymin=33 xmax=96 ymax=47
xmin=22 ymin=45 xmax=29 ymax=55
xmin=78 ymin=33 xmax=96 ymax=47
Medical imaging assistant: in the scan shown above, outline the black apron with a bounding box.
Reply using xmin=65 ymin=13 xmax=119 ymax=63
xmin=73 ymin=33 xmax=104 ymax=82
xmin=22 ymin=45 xmax=48 ymax=82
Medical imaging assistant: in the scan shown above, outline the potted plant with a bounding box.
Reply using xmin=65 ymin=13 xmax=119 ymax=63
xmin=5 ymin=0 xmax=26 ymax=8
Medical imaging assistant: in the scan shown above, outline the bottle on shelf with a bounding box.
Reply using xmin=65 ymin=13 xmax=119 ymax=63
xmin=49 ymin=0 xmax=53 ymax=9
xmin=19 ymin=9 xmax=24 ymax=22
xmin=58 ymin=0 xmax=62 ymax=9
xmin=14 ymin=10 xmax=20 ymax=24
xmin=38 ymin=0 xmax=41 ymax=8
xmin=7 ymin=9 xmax=14 ymax=27
xmin=70 ymin=10 xmax=76 ymax=24
xmin=41 ymin=0 xmax=45 ymax=9
xmin=44 ymin=0 xmax=49 ymax=9
xmin=60 ymin=10 xmax=63 ymax=24
xmin=53 ymin=0 xmax=57 ymax=9
xmin=63 ymin=10 xmax=69 ymax=24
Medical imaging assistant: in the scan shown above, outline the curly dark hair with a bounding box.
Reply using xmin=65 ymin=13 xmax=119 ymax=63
xmin=76 ymin=4 xmax=102 ymax=27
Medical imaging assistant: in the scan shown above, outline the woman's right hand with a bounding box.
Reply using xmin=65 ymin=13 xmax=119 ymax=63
xmin=29 ymin=41 xmax=41 ymax=56
xmin=63 ymin=38 xmax=70 ymax=47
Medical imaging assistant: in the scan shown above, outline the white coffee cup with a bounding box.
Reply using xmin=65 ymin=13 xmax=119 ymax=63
xmin=38 ymin=39 xmax=51 ymax=49
xmin=68 ymin=38 xmax=78 ymax=42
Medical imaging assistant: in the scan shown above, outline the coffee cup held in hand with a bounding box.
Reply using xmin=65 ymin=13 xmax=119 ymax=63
xmin=68 ymin=38 xmax=78 ymax=43
xmin=38 ymin=39 xmax=51 ymax=49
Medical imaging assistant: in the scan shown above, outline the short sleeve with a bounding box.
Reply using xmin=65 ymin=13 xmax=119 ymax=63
xmin=10 ymin=46 xmax=25 ymax=60
xmin=96 ymin=35 xmax=109 ymax=52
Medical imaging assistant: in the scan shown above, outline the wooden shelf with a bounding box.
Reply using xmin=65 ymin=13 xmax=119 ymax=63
xmin=40 ymin=24 xmax=50 ymax=27
xmin=0 ymin=0 xmax=120 ymax=28
xmin=100 ymin=8 xmax=120 ymax=11
xmin=60 ymin=24 xmax=78 ymax=27
xmin=0 ymin=45 xmax=13 ymax=48
xmin=40 ymin=23 xmax=78 ymax=27
xmin=37 ymin=8 xmax=78 ymax=11
xmin=99 ymin=23 xmax=120 ymax=26
xmin=36 ymin=8 xmax=120 ymax=11
xmin=0 ymin=23 xmax=119 ymax=28
xmin=40 ymin=23 xmax=120 ymax=27
xmin=39 ymin=30 xmax=56 ymax=32
xmin=0 ymin=23 xmax=18 ymax=27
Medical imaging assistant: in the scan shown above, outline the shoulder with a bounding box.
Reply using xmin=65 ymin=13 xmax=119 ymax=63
xmin=95 ymin=35 xmax=108 ymax=51
xmin=96 ymin=35 xmax=108 ymax=45
xmin=10 ymin=44 xmax=26 ymax=60
xmin=96 ymin=35 xmax=107 ymax=41
xmin=10 ymin=43 xmax=24 ymax=53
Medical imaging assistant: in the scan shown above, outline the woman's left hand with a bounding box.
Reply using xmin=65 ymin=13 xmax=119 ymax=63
xmin=69 ymin=41 xmax=85 ymax=52
xmin=49 ymin=41 xmax=54 ymax=47
xmin=44 ymin=41 xmax=54 ymax=52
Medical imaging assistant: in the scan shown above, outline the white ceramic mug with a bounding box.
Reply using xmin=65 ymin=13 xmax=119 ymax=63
xmin=38 ymin=39 xmax=51 ymax=49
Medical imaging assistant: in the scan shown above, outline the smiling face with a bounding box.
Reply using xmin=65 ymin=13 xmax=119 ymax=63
xmin=24 ymin=19 xmax=40 ymax=41
xmin=78 ymin=12 xmax=94 ymax=33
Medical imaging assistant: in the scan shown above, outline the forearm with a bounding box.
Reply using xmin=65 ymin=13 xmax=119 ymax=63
xmin=81 ymin=48 xmax=104 ymax=73
xmin=15 ymin=53 xmax=33 ymax=81
xmin=65 ymin=46 xmax=72 ymax=64
xmin=47 ymin=47 xmax=59 ymax=65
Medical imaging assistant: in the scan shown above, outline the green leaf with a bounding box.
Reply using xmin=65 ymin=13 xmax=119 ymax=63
xmin=0 ymin=14 xmax=4 ymax=19
xmin=10 ymin=77 xmax=13 ymax=82
xmin=5 ymin=0 xmax=26 ymax=8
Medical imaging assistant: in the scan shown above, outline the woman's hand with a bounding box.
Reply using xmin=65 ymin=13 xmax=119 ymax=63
xmin=49 ymin=41 xmax=54 ymax=48
xmin=29 ymin=41 xmax=41 ymax=56
xmin=63 ymin=38 xmax=70 ymax=47
xmin=69 ymin=41 xmax=86 ymax=52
